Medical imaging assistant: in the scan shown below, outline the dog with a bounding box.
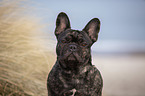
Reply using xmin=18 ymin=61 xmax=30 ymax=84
xmin=47 ymin=12 xmax=103 ymax=96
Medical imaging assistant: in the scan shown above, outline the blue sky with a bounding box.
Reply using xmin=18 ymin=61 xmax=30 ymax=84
xmin=30 ymin=0 xmax=145 ymax=53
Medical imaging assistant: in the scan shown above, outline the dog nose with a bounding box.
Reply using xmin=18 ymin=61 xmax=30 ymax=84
xmin=69 ymin=45 xmax=77 ymax=52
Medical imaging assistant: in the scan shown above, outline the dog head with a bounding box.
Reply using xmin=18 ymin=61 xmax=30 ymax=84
xmin=55 ymin=12 xmax=100 ymax=70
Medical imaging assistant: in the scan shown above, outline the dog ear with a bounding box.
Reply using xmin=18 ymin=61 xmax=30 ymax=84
xmin=55 ymin=12 xmax=71 ymax=37
xmin=83 ymin=18 xmax=100 ymax=43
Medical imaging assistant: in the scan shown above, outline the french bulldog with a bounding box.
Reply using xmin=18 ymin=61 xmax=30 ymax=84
xmin=47 ymin=12 xmax=103 ymax=96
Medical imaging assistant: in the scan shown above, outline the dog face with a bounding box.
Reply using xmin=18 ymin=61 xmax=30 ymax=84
xmin=55 ymin=12 xmax=100 ymax=70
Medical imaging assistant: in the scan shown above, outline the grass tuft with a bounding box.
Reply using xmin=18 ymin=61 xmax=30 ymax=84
xmin=0 ymin=0 xmax=55 ymax=96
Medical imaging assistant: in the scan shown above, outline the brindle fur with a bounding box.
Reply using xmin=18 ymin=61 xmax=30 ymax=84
xmin=47 ymin=12 xmax=103 ymax=96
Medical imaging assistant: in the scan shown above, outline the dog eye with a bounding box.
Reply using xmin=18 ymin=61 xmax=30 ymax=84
xmin=61 ymin=39 xmax=66 ymax=43
xmin=81 ymin=42 xmax=87 ymax=47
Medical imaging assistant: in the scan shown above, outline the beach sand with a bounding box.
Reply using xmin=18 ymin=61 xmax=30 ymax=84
xmin=93 ymin=54 xmax=145 ymax=96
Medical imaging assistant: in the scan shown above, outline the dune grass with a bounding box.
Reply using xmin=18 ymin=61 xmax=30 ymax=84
xmin=0 ymin=0 xmax=55 ymax=95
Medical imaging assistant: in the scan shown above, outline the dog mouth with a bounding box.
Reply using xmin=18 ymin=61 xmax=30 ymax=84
xmin=64 ymin=52 xmax=83 ymax=64
xmin=59 ymin=51 xmax=84 ymax=69
xmin=67 ymin=53 xmax=76 ymax=61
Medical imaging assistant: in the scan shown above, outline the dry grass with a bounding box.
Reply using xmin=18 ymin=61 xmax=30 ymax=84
xmin=0 ymin=0 xmax=55 ymax=96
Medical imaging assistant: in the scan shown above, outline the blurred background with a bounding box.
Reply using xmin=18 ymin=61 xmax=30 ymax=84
xmin=0 ymin=0 xmax=145 ymax=96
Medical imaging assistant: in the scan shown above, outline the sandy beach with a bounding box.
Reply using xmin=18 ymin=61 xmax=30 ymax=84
xmin=93 ymin=54 xmax=145 ymax=96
